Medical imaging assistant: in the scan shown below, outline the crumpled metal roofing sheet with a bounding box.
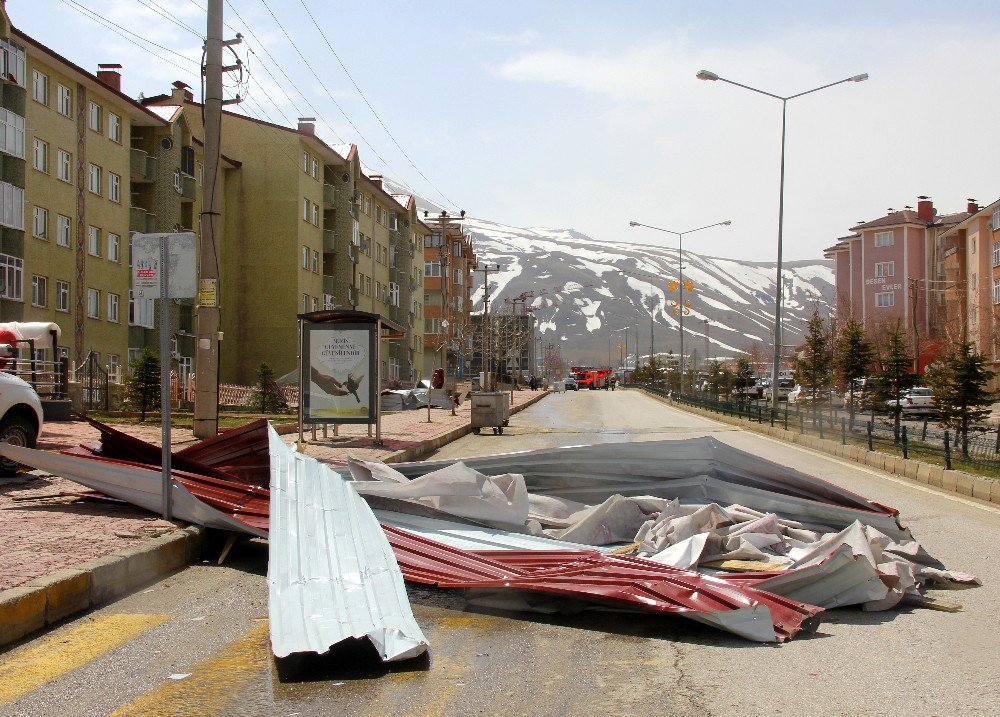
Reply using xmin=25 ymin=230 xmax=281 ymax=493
xmin=267 ymin=426 xmax=428 ymax=661
xmin=382 ymin=524 xmax=823 ymax=642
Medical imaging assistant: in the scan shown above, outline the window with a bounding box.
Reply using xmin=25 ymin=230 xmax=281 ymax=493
xmin=874 ymin=231 xmax=894 ymax=247
xmin=32 ymin=206 xmax=47 ymax=239
xmin=302 ymin=293 xmax=309 ymax=313
xmin=88 ymin=101 xmax=102 ymax=132
xmin=311 ymin=250 xmax=319 ymax=273
xmin=876 ymin=292 xmax=894 ymax=308
xmin=108 ymin=172 xmax=121 ymax=202
xmin=874 ymin=261 xmax=894 ymax=278
xmin=993 ymin=242 xmax=1000 ymax=268
xmin=31 ymin=275 xmax=46 ymax=306
xmin=57 ymin=84 xmax=72 ymax=116
xmin=301 ymin=245 xmax=309 ymax=269
xmin=56 ymin=280 xmax=69 ymax=312
xmin=424 ymin=317 xmax=441 ymax=334
xmin=107 ymin=293 xmax=120 ymax=323
xmin=311 ymin=157 xmax=318 ymax=178
xmin=32 ymin=138 xmax=48 ymax=172
xmin=108 ymin=113 xmax=122 ymax=143
xmin=375 ymin=281 xmax=382 ymax=303
xmin=56 ymin=215 xmax=71 ymax=247
xmin=197 ymin=162 xmax=203 ymax=186
xmin=87 ymin=288 xmax=100 ymax=318
xmin=363 ymin=195 xmax=371 ymax=215
xmin=88 ymin=226 xmax=100 ymax=256
xmin=88 ymin=163 xmax=101 ymax=194
xmin=970 ymin=273 xmax=977 ymax=291
xmin=971 ymin=236 xmax=978 ymax=254
xmin=31 ymin=69 xmax=47 ymax=104
xmin=302 ymin=151 xmax=309 ymax=173
xmin=311 ymin=202 xmax=319 ymax=225
xmin=181 ymin=145 xmax=195 ymax=175
xmin=0 ymin=108 xmax=24 ymax=159
xmin=0 ymin=39 xmax=26 ymax=88
xmin=389 ymin=282 xmax=399 ymax=307
xmin=424 ymin=234 xmax=443 ymax=248
xmin=172 ymin=169 xmax=181 ymax=193
xmin=108 ymin=233 xmax=121 ymax=263
xmin=389 ymin=357 xmax=400 ymax=381
xmin=311 ymin=296 xmax=319 ymax=312
xmin=57 ymin=150 xmax=71 ymax=182
xmin=993 ymin=278 xmax=1000 ymax=306
xmin=364 ymin=275 xmax=371 ymax=296
xmin=453 ymin=268 xmax=464 ymax=285
xmin=0 ymin=254 xmax=22 ymax=300
xmin=424 ymin=261 xmax=441 ymax=277
xmin=107 ymin=355 xmax=120 ymax=383
xmin=992 ymin=207 xmax=1000 ymax=231
xmin=302 ymin=197 xmax=309 ymax=221
xmin=0 ymin=182 xmax=24 ymax=230
xmin=128 ymin=290 xmax=154 ymax=328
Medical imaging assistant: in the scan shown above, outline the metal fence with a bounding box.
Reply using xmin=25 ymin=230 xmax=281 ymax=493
xmin=632 ymin=384 xmax=1000 ymax=476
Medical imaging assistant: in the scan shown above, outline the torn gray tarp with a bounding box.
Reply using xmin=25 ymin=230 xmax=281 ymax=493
xmin=268 ymin=427 xmax=428 ymax=661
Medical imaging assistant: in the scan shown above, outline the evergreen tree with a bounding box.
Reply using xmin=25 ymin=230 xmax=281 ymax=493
xmin=795 ymin=310 xmax=833 ymax=401
xmin=926 ymin=342 xmax=995 ymax=457
xmin=735 ymin=356 xmax=754 ymax=404
xmin=835 ymin=316 xmax=874 ymax=425
xmin=249 ymin=362 xmax=286 ymax=413
xmin=122 ymin=349 xmax=160 ymax=421
xmin=870 ymin=322 xmax=915 ymax=441
xmin=706 ymin=360 xmax=724 ymax=394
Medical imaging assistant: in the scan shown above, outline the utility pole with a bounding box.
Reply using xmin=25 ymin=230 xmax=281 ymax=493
xmin=474 ymin=263 xmax=501 ymax=390
xmin=703 ymin=318 xmax=710 ymax=367
xmin=909 ymin=278 xmax=920 ymax=375
xmin=194 ymin=0 xmax=241 ymax=438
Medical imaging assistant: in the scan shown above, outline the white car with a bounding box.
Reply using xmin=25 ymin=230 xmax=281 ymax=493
xmin=0 ymin=371 xmax=44 ymax=476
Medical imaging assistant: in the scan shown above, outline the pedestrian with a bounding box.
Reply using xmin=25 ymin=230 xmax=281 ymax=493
xmin=529 ymin=375 xmax=537 ymax=391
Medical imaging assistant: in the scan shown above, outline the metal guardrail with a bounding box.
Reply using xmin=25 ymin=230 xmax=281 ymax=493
xmin=630 ymin=384 xmax=1000 ymax=475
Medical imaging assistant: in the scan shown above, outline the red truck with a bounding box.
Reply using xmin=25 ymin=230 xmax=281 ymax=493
xmin=571 ymin=367 xmax=613 ymax=390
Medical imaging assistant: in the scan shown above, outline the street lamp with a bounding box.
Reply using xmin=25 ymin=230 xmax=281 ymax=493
xmin=628 ymin=220 xmax=731 ymax=394
xmin=697 ymin=69 xmax=867 ymax=410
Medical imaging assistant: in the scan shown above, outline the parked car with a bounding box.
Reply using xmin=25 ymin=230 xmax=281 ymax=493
xmin=564 ymin=376 xmax=579 ymax=391
xmin=886 ymin=387 xmax=937 ymax=415
xmin=0 ymin=371 xmax=44 ymax=477
xmin=786 ymin=384 xmax=802 ymax=404
xmin=763 ymin=378 xmax=796 ymax=402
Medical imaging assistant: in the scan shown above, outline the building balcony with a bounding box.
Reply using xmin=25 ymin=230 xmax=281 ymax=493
xmin=180 ymin=174 xmax=196 ymax=202
xmin=129 ymin=206 xmax=155 ymax=233
xmin=323 ymin=183 xmax=336 ymax=207
xmin=323 ymin=229 xmax=336 ymax=252
xmin=323 ymin=275 xmax=336 ymax=295
xmin=348 ymin=243 xmax=359 ymax=264
xmin=130 ymin=149 xmax=156 ymax=183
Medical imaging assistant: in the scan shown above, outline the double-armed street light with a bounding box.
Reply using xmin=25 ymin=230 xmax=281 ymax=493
xmin=628 ymin=220 xmax=731 ymax=393
xmin=696 ymin=69 xmax=867 ymax=409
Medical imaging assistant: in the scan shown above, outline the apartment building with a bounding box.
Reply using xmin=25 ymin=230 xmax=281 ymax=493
xmin=0 ymin=9 xmax=173 ymax=382
xmin=422 ymin=219 xmax=476 ymax=378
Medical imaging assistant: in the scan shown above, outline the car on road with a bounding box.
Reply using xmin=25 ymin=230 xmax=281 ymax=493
xmin=0 ymin=371 xmax=43 ymax=476
xmin=564 ymin=376 xmax=579 ymax=391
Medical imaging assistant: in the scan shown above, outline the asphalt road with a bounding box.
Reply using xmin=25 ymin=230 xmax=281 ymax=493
xmin=1 ymin=389 xmax=997 ymax=717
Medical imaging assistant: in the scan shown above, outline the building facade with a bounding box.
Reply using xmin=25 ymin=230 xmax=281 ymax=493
xmin=421 ymin=219 xmax=475 ymax=379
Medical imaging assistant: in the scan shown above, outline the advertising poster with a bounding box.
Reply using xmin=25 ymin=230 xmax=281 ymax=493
xmin=302 ymin=322 xmax=376 ymax=423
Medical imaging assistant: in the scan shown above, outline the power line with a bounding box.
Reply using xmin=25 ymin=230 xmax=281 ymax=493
xmin=297 ymin=0 xmax=458 ymax=211
xmin=134 ymin=0 xmax=203 ymax=39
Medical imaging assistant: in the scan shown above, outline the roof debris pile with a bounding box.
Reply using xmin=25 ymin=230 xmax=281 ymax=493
xmin=0 ymin=422 xmax=980 ymax=661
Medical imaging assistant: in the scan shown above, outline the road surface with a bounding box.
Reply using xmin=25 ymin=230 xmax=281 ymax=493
xmin=1 ymin=389 xmax=996 ymax=716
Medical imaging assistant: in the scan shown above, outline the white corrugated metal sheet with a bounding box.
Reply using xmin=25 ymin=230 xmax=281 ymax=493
xmin=267 ymin=427 xmax=427 ymax=661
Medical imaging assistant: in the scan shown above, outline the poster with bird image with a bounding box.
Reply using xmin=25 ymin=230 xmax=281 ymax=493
xmin=303 ymin=323 xmax=376 ymax=423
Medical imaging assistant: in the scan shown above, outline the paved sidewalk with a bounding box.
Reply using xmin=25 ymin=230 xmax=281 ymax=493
xmin=0 ymin=389 xmax=547 ymax=592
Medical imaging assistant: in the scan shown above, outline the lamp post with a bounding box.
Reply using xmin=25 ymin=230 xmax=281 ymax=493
xmin=697 ymin=69 xmax=867 ymax=410
xmin=628 ymin=220 xmax=731 ymax=394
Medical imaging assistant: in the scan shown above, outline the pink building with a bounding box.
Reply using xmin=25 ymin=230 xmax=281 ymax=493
xmin=825 ymin=196 xmax=973 ymax=334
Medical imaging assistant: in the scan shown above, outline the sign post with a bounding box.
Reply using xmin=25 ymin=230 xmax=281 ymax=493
xmin=132 ymin=233 xmax=197 ymax=521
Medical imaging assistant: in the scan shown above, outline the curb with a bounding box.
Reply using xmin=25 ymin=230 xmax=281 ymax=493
xmin=382 ymin=390 xmax=551 ymax=464
xmin=0 ymin=526 xmax=204 ymax=648
xmin=643 ymin=390 xmax=1000 ymax=505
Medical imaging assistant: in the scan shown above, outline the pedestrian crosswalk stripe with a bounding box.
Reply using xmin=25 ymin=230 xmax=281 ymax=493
xmin=108 ymin=620 xmax=269 ymax=717
xmin=0 ymin=613 xmax=170 ymax=706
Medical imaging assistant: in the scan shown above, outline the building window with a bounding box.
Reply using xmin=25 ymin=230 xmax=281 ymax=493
xmin=108 ymin=233 xmax=121 ymax=263
xmin=302 ymin=293 xmax=309 ymax=313
xmin=88 ymin=226 xmax=100 ymax=256
xmin=302 ymin=151 xmax=309 ymax=173
xmin=363 ymin=195 xmax=371 ymax=215
xmin=375 ymin=281 xmax=383 ymax=303
xmin=88 ymin=101 xmax=102 ymax=132
xmin=88 ymin=164 xmax=101 ymax=194
xmin=993 ymin=278 xmax=1000 ymax=306
xmin=364 ymin=275 xmax=371 ymax=296
xmin=0 ymin=254 xmax=22 ymax=300
xmin=128 ymin=290 xmax=154 ymax=328
xmin=302 ymin=197 xmax=309 ymax=221
xmin=172 ymin=169 xmax=181 ymax=193
xmin=874 ymin=261 xmax=894 ymax=278
xmin=197 ymin=162 xmax=203 ymax=186
xmin=31 ymin=275 xmax=47 ymax=307
xmin=311 ymin=250 xmax=319 ymax=273
xmin=31 ymin=69 xmax=47 ymax=104
xmin=993 ymin=242 xmax=1000 ymax=268
xmin=32 ymin=138 xmax=48 ymax=172
xmin=389 ymin=282 xmax=399 ymax=307
xmin=424 ymin=234 xmax=443 ymax=248
xmin=992 ymin=207 xmax=1000 ymax=231
xmin=0 ymin=40 xmax=26 ymax=88
xmin=311 ymin=157 xmax=318 ymax=178
xmin=424 ymin=261 xmax=441 ymax=277
xmin=970 ymin=273 xmax=977 ymax=291
xmin=876 ymin=292 xmax=894 ymax=308
xmin=0 ymin=108 xmax=24 ymax=158
xmin=32 ymin=206 xmax=48 ymax=239
xmin=874 ymin=231 xmax=893 ymax=247
xmin=108 ymin=172 xmax=121 ymax=202
xmin=301 ymin=245 xmax=309 ymax=269
xmin=107 ymin=293 xmax=120 ymax=323
xmin=87 ymin=288 xmax=100 ymax=318
xmin=57 ymin=84 xmax=72 ymax=116
xmin=311 ymin=201 xmax=319 ymax=225
xmin=453 ymin=268 xmax=463 ymax=285
xmin=311 ymin=296 xmax=319 ymax=312
xmin=56 ymin=215 xmax=71 ymax=247
xmin=0 ymin=182 xmax=24 ymax=230
xmin=56 ymin=280 xmax=70 ymax=312
xmin=108 ymin=355 xmax=120 ymax=383
xmin=424 ymin=317 xmax=440 ymax=334
xmin=971 ymin=236 xmax=978 ymax=254
xmin=57 ymin=150 xmax=71 ymax=182
xmin=108 ymin=113 xmax=122 ymax=143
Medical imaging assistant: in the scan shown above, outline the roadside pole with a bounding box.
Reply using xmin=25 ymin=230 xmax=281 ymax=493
xmin=159 ymin=237 xmax=172 ymax=520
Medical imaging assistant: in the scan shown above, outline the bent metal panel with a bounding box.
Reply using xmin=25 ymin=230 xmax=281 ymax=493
xmin=302 ymin=322 xmax=377 ymax=424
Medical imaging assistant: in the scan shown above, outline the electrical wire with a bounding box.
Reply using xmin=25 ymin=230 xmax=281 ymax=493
xmin=133 ymin=0 xmax=203 ymax=39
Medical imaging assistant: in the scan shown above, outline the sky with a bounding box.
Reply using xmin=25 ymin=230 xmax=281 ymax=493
xmin=13 ymin=1 xmax=1000 ymax=262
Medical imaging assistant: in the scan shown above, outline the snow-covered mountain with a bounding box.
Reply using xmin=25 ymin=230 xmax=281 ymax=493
xmin=379 ymin=177 xmax=835 ymax=366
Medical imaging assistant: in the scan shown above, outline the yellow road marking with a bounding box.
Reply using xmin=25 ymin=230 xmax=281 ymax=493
xmin=109 ymin=620 xmax=269 ymax=717
xmin=0 ymin=613 xmax=169 ymax=706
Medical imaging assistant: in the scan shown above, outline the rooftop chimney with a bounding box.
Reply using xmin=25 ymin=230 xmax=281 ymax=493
xmin=916 ymin=195 xmax=934 ymax=222
xmin=297 ymin=117 xmax=315 ymax=135
xmin=170 ymin=80 xmax=193 ymax=104
xmin=97 ymin=63 xmax=122 ymax=92
xmin=967 ymin=198 xmax=979 ymax=214
xmin=369 ymin=173 xmax=383 ymax=189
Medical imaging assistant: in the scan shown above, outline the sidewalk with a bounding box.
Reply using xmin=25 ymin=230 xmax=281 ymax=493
xmin=0 ymin=389 xmax=547 ymax=594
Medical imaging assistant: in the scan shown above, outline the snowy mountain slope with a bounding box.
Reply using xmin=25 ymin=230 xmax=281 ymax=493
xmin=376 ymin=175 xmax=834 ymax=365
